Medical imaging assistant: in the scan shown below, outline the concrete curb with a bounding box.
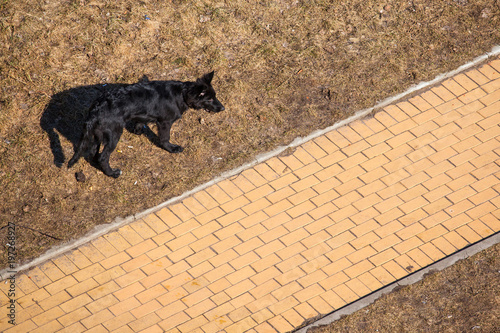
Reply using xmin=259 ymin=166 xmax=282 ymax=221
xmin=294 ymin=232 xmax=500 ymax=333
xmin=2 ymin=45 xmax=499 ymax=279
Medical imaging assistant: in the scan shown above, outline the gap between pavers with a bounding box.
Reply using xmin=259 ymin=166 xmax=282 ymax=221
xmin=1 ymin=45 xmax=499 ymax=280
xmin=294 ymin=232 xmax=500 ymax=333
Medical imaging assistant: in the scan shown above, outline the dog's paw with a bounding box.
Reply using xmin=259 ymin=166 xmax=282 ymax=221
xmin=164 ymin=143 xmax=184 ymax=153
xmin=110 ymin=169 xmax=122 ymax=178
xmin=172 ymin=145 xmax=184 ymax=153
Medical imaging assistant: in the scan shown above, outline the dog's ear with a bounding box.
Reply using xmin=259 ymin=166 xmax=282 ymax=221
xmin=199 ymin=71 xmax=214 ymax=84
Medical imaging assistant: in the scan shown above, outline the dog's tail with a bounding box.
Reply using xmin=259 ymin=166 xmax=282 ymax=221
xmin=67 ymin=118 xmax=97 ymax=168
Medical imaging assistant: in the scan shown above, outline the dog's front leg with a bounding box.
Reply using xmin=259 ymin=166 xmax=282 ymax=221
xmin=158 ymin=119 xmax=183 ymax=153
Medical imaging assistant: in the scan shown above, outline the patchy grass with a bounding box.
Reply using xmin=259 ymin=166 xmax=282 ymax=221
xmin=0 ymin=0 xmax=499 ymax=266
xmin=307 ymin=242 xmax=500 ymax=333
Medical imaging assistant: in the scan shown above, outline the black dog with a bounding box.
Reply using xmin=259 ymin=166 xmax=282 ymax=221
xmin=68 ymin=71 xmax=225 ymax=178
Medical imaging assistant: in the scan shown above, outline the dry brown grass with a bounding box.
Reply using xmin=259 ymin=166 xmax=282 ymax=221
xmin=0 ymin=0 xmax=499 ymax=265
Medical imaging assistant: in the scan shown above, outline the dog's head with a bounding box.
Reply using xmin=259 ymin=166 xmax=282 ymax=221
xmin=185 ymin=71 xmax=225 ymax=113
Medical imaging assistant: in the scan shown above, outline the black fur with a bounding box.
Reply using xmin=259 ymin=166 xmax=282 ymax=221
xmin=67 ymin=71 xmax=225 ymax=178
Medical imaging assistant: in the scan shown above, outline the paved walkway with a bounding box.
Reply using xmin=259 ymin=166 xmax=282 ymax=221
xmin=1 ymin=57 xmax=500 ymax=333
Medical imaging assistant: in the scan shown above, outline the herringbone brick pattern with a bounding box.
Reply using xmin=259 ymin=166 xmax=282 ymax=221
xmin=1 ymin=58 xmax=499 ymax=333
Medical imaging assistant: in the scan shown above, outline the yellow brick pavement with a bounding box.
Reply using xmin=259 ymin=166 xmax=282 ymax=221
xmin=1 ymin=58 xmax=500 ymax=333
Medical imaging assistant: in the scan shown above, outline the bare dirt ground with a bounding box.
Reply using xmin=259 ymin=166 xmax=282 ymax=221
xmin=0 ymin=0 xmax=499 ymax=268
xmin=308 ymin=242 xmax=500 ymax=333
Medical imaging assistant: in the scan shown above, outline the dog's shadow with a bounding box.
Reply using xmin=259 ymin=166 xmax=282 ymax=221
xmin=40 ymin=82 xmax=159 ymax=168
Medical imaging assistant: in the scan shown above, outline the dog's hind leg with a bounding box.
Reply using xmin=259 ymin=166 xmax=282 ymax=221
xmin=68 ymin=120 xmax=95 ymax=168
xmin=68 ymin=142 xmax=84 ymax=168
xmin=97 ymin=125 xmax=123 ymax=178
xmin=90 ymin=129 xmax=103 ymax=163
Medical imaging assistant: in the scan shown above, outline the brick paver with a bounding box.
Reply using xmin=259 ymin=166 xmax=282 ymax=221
xmin=1 ymin=58 xmax=499 ymax=333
